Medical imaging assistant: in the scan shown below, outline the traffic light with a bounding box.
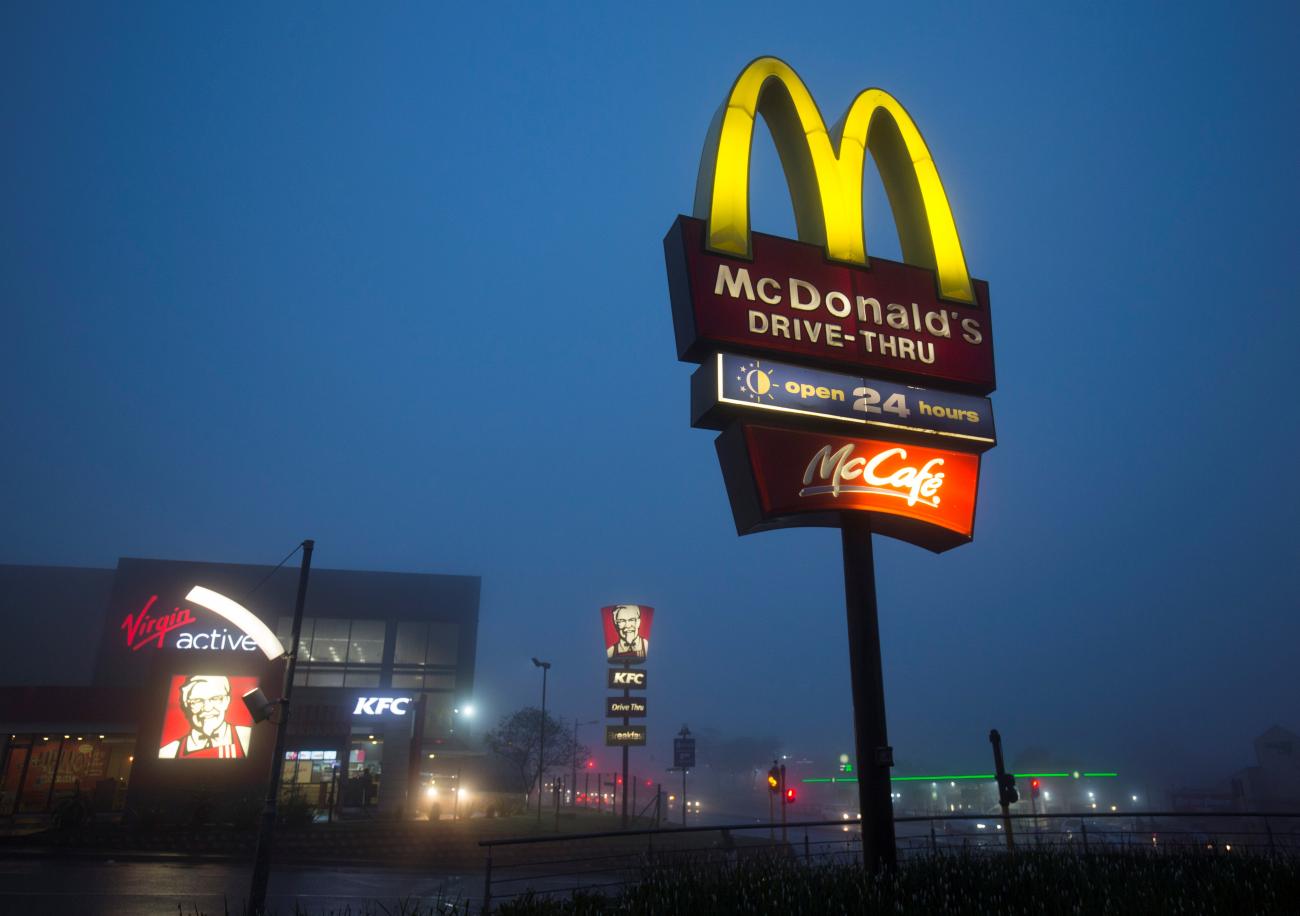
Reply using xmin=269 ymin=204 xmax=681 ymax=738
xmin=997 ymin=772 xmax=1018 ymax=806
xmin=767 ymin=766 xmax=780 ymax=794
xmin=784 ymin=787 xmax=797 ymax=804
xmin=1030 ymin=779 xmax=1041 ymax=800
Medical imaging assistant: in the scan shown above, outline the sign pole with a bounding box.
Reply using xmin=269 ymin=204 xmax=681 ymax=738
xmin=248 ymin=539 xmax=314 ymax=916
xmin=840 ymin=517 xmax=896 ymax=872
xmin=621 ymin=662 xmax=630 ymax=828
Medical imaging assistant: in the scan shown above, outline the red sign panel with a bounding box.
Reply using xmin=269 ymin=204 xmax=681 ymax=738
xmin=158 ymin=674 xmax=259 ymax=761
xmin=716 ymin=424 xmax=980 ymax=552
xmin=665 ymin=215 xmax=996 ymax=394
xmin=602 ymin=605 xmax=654 ymax=663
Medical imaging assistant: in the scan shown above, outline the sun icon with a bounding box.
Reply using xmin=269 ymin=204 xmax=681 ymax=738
xmin=736 ymin=361 xmax=776 ymax=402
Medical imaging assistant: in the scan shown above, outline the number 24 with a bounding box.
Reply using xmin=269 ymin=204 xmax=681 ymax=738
xmin=852 ymin=387 xmax=911 ymax=419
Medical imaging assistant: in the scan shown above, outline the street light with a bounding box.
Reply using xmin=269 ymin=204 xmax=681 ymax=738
xmin=532 ymin=658 xmax=551 ymax=825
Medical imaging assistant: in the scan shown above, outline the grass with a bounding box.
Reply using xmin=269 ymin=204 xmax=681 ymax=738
xmin=494 ymin=850 xmax=1300 ymax=915
xmin=179 ymin=850 xmax=1300 ymax=915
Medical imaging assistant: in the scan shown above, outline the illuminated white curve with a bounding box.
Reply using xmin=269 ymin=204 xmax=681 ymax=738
xmin=185 ymin=586 xmax=286 ymax=660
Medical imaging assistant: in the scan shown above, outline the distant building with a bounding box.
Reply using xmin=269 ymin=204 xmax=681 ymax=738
xmin=1230 ymin=726 xmax=1300 ymax=810
xmin=1169 ymin=725 xmax=1300 ymax=812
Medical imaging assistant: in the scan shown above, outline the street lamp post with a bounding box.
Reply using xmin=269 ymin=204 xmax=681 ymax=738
xmin=531 ymin=658 xmax=551 ymax=825
xmin=247 ymin=539 xmax=314 ymax=916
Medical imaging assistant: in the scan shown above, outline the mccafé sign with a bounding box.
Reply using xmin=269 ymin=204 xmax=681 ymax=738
xmin=717 ymin=425 xmax=978 ymax=552
xmin=665 ymin=57 xmax=996 ymax=551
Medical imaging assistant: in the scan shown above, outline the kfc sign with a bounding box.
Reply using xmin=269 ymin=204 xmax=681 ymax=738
xmin=352 ymin=697 xmax=412 ymax=716
xmin=717 ymin=424 xmax=979 ymax=552
xmin=607 ymin=668 xmax=648 ymax=690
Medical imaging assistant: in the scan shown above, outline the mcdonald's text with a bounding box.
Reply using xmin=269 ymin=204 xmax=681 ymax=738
xmin=666 ymin=216 xmax=996 ymax=394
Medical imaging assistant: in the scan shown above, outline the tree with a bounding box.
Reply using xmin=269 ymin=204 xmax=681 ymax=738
xmin=484 ymin=707 xmax=587 ymax=796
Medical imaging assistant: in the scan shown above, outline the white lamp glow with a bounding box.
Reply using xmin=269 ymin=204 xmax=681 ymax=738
xmin=185 ymin=586 xmax=286 ymax=660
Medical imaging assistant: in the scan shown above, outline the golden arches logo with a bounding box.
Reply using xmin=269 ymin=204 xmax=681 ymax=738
xmin=694 ymin=57 xmax=975 ymax=304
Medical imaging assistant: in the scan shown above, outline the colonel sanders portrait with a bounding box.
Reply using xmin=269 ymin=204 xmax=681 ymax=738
xmin=158 ymin=674 xmax=252 ymax=759
xmin=606 ymin=604 xmax=649 ymax=660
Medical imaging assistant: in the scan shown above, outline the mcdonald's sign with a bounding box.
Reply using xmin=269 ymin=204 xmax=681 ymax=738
xmin=665 ymin=57 xmax=995 ymax=395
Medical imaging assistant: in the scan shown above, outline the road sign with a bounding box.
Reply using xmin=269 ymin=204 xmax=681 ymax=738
xmin=673 ymin=737 xmax=696 ymax=769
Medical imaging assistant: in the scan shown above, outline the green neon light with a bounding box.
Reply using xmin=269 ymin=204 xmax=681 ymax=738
xmin=800 ymin=771 xmax=1118 ymax=785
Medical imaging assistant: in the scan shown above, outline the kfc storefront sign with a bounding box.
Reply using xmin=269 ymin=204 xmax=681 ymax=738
xmin=352 ymin=697 xmax=413 ymax=717
xmin=718 ymin=424 xmax=980 ymax=553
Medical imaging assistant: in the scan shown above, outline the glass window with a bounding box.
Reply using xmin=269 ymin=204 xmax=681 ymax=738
xmin=308 ymin=669 xmax=344 ymax=687
xmin=343 ymin=670 xmax=380 ymax=687
xmin=424 ymin=673 xmax=456 ymax=690
xmin=348 ymin=621 xmax=385 ymax=665
xmin=393 ymin=622 xmax=427 ymax=666
xmin=278 ymin=617 xmax=316 ymax=661
xmin=310 ymin=619 xmax=350 ymax=665
xmin=391 ymin=673 xmax=423 ymax=689
xmin=426 ymin=623 xmax=459 ymax=666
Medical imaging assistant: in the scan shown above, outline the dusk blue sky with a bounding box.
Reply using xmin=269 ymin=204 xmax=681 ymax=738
xmin=3 ymin=2 xmax=1297 ymax=790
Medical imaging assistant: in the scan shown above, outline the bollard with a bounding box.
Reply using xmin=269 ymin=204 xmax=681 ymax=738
xmin=1080 ymin=819 xmax=1089 ymax=854
xmin=482 ymin=845 xmax=493 ymax=915
xmin=930 ymin=822 xmax=938 ymax=858
xmin=1266 ymin=817 xmax=1275 ymax=854
xmin=804 ymin=828 xmax=810 ymax=864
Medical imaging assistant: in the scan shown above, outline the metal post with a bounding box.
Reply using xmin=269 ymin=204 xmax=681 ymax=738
xmin=532 ymin=659 xmax=550 ymax=825
xmin=780 ymin=763 xmax=788 ymax=845
xmin=681 ymin=766 xmax=687 ymax=827
xmin=989 ymin=730 xmax=1015 ymax=856
xmin=584 ymin=772 xmax=590 ymax=809
xmin=632 ymin=774 xmax=638 ymax=823
xmin=621 ymin=746 xmax=629 ymax=829
xmin=655 ymin=783 xmax=662 ymax=828
xmin=248 ymin=539 xmax=314 ymax=916
xmin=930 ymin=822 xmax=937 ymax=857
xmin=804 ymin=828 xmax=810 ymax=864
xmin=840 ymin=518 xmax=896 ymax=871
xmin=571 ymin=718 xmax=579 ymax=808
xmin=482 ymin=845 xmax=493 ymax=915
xmin=1080 ymin=818 xmax=1089 ymax=853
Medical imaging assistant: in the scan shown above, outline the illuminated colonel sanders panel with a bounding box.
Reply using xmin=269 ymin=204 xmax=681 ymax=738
xmin=158 ymin=674 xmax=257 ymax=760
xmin=601 ymin=605 xmax=654 ymax=662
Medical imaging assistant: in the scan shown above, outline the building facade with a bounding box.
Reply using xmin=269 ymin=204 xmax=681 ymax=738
xmin=0 ymin=558 xmax=479 ymax=820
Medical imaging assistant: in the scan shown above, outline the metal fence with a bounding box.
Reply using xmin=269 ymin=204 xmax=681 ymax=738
xmin=477 ymin=811 xmax=1300 ymax=912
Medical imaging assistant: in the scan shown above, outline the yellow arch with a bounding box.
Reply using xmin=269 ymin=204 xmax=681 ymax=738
xmin=693 ymin=57 xmax=975 ymax=304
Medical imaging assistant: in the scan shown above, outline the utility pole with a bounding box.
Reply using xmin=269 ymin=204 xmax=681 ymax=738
xmin=247 ymin=540 xmax=314 ymax=916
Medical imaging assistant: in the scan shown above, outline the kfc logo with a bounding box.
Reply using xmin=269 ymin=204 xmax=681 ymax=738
xmin=353 ymin=697 xmax=411 ymax=716
xmin=601 ymin=605 xmax=655 ymax=664
xmin=608 ymin=669 xmax=648 ymax=689
xmin=158 ymin=674 xmax=256 ymax=760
